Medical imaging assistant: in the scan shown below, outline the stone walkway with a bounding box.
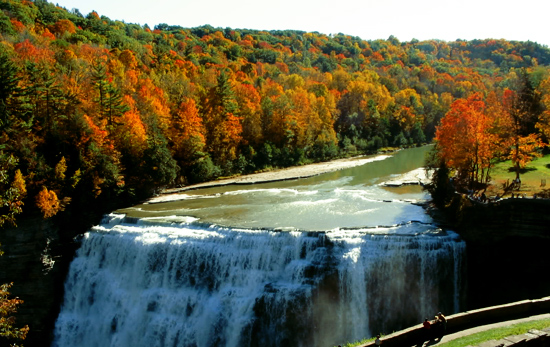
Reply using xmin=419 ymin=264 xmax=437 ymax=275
xmin=420 ymin=313 xmax=550 ymax=347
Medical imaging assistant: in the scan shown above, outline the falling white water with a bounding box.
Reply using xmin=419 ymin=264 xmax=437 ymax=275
xmin=328 ymin=225 xmax=465 ymax=342
xmin=52 ymin=215 xmax=465 ymax=347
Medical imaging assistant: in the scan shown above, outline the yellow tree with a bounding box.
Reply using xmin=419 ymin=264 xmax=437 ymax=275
xmin=536 ymin=76 xmax=550 ymax=140
xmin=393 ymin=88 xmax=424 ymax=132
xmin=312 ymin=93 xmax=339 ymax=157
xmin=35 ymin=186 xmax=61 ymax=218
xmin=0 ymin=157 xmax=26 ymax=227
xmin=234 ymin=82 xmax=262 ymax=147
xmin=286 ymin=87 xmax=313 ymax=149
xmin=337 ymin=79 xmax=392 ymax=142
xmin=260 ymin=81 xmax=291 ymax=147
xmin=501 ymin=89 xmax=545 ymax=180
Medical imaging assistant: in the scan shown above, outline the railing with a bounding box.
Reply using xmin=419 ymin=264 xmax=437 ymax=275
xmin=357 ymin=297 xmax=550 ymax=347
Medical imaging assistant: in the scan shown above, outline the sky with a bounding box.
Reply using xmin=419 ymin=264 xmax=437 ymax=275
xmin=52 ymin=0 xmax=550 ymax=46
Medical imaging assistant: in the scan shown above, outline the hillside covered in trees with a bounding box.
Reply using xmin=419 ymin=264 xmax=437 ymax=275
xmin=2 ymin=0 xmax=550 ymax=227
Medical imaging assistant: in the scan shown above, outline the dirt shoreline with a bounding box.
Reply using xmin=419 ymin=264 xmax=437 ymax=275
xmin=161 ymin=154 xmax=392 ymax=194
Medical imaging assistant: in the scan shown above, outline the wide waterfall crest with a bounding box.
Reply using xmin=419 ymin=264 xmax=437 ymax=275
xmin=53 ymin=213 xmax=465 ymax=347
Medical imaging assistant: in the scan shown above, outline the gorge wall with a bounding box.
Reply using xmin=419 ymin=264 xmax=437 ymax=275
xmin=452 ymin=197 xmax=550 ymax=242
xmin=2 ymin=196 xmax=549 ymax=346
xmin=0 ymin=217 xmax=81 ymax=346
xmin=445 ymin=196 xmax=550 ymax=309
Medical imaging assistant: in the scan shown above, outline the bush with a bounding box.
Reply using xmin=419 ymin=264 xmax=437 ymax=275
xmin=188 ymin=155 xmax=221 ymax=183
xmin=393 ymin=132 xmax=408 ymax=147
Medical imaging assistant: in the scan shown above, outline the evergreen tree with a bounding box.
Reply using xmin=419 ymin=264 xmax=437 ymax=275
xmin=91 ymin=59 xmax=129 ymax=127
xmin=0 ymin=52 xmax=22 ymax=133
xmin=24 ymin=62 xmax=62 ymax=133
xmin=104 ymin=82 xmax=129 ymax=126
xmin=142 ymin=119 xmax=178 ymax=194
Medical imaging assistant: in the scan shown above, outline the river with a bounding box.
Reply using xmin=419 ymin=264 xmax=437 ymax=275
xmin=52 ymin=146 xmax=466 ymax=347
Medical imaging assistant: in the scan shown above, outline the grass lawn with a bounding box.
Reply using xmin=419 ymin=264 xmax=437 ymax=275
xmin=438 ymin=318 xmax=550 ymax=347
xmin=486 ymin=155 xmax=550 ymax=197
xmin=332 ymin=337 xmax=375 ymax=347
xmin=334 ymin=318 xmax=550 ymax=347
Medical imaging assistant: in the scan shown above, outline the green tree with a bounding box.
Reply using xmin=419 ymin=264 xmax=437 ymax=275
xmin=141 ymin=121 xmax=178 ymax=194
xmin=24 ymin=62 xmax=63 ymax=134
xmin=91 ymin=59 xmax=129 ymax=126
xmin=0 ymin=155 xmax=26 ymax=227
xmin=424 ymin=146 xmax=454 ymax=208
xmin=0 ymin=51 xmax=23 ymax=133
xmin=202 ymin=69 xmax=242 ymax=169
xmin=501 ymin=86 xmax=545 ymax=180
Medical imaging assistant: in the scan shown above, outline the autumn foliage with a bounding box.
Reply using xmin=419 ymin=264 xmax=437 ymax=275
xmin=435 ymin=93 xmax=497 ymax=186
xmin=35 ymin=187 xmax=61 ymax=218
xmin=435 ymin=76 xmax=547 ymax=190
xmin=0 ymin=282 xmax=29 ymax=346
xmin=2 ymin=2 xmax=550 ymax=345
xmin=0 ymin=0 xmax=550 ymax=225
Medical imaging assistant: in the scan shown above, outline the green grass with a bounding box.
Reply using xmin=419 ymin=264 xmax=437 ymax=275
xmin=438 ymin=318 xmax=550 ymax=347
xmin=332 ymin=336 xmax=377 ymax=347
xmin=488 ymin=154 xmax=550 ymax=196
xmin=332 ymin=318 xmax=550 ymax=347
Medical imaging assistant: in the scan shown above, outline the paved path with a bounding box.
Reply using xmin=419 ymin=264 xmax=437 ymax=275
xmin=419 ymin=313 xmax=550 ymax=346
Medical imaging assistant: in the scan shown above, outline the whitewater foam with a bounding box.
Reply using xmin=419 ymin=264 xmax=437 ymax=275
xmin=53 ymin=216 xmax=465 ymax=347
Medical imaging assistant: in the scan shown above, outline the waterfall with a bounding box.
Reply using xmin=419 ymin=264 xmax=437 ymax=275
xmin=53 ymin=214 xmax=465 ymax=347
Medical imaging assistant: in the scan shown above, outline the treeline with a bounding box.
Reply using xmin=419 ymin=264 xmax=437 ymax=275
xmin=427 ymin=70 xmax=550 ymax=206
xmin=2 ymin=0 xmax=550 ymax=225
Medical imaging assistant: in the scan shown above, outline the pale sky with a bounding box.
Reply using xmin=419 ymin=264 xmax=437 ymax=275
xmin=52 ymin=0 xmax=550 ymax=46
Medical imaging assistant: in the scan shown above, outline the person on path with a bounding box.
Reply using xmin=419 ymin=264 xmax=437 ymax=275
xmin=423 ymin=318 xmax=431 ymax=330
xmin=375 ymin=334 xmax=382 ymax=346
xmin=436 ymin=312 xmax=447 ymax=339
xmin=421 ymin=318 xmax=432 ymax=345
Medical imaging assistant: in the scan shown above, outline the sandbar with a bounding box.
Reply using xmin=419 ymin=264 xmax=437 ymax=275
xmin=162 ymin=154 xmax=391 ymax=194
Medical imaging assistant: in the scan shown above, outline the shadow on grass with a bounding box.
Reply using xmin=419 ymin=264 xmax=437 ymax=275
xmin=507 ymin=167 xmax=537 ymax=174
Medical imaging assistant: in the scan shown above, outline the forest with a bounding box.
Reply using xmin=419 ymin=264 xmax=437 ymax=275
xmin=1 ymin=0 xmax=550 ymax=229
xmin=2 ymin=1 xmax=550 ymax=345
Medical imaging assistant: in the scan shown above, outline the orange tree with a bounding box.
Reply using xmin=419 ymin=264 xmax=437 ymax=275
xmin=434 ymin=93 xmax=498 ymax=190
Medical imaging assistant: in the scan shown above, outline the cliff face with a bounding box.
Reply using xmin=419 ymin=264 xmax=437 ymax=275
xmin=0 ymin=217 xmax=79 ymax=346
xmin=453 ymin=197 xmax=550 ymax=243
xmin=448 ymin=197 xmax=550 ymax=310
xmin=2 ymin=197 xmax=549 ymax=346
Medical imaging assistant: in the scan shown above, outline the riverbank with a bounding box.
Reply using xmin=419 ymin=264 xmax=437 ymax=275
xmin=161 ymin=154 xmax=392 ymax=193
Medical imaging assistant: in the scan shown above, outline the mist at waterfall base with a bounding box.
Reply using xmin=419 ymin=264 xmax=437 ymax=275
xmin=52 ymin=146 xmax=466 ymax=347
